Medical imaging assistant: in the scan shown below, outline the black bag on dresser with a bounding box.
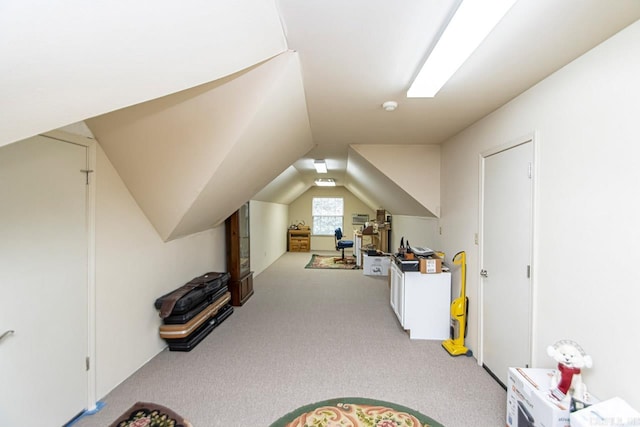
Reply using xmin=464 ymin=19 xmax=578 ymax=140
xmin=154 ymin=272 xmax=230 ymax=318
xmin=162 ymin=286 xmax=229 ymax=324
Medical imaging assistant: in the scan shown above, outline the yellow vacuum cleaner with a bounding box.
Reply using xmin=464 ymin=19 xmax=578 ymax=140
xmin=442 ymin=251 xmax=473 ymax=357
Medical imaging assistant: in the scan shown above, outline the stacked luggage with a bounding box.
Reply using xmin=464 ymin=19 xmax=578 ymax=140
xmin=154 ymin=272 xmax=234 ymax=351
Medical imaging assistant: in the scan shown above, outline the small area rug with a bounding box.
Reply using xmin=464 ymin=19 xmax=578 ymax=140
xmin=305 ymin=254 xmax=358 ymax=270
xmin=108 ymin=402 xmax=192 ymax=427
xmin=269 ymin=397 xmax=444 ymax=427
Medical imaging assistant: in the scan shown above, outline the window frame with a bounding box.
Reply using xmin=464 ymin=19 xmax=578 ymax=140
xmin=312 ymin=197 xmax=344 ymax=236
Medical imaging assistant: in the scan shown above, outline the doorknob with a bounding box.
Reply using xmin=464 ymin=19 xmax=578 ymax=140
xmin=0 ymin=330 xmax=15 ymax=343
xmin=480 ymin=269 xmax=488 ymax=278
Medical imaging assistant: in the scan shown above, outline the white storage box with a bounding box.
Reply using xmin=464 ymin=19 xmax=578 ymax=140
xmin=363 ymin=254 xmax=391 ymax=276
xmin=507 ymin=367 xmax=573 ymax=427
xmin=571 ymin=397 xmax=640 ymax=427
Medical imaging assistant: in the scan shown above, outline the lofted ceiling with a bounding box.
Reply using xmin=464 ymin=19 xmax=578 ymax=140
xmin=2 ymin=1 xmax=640 ymax=240
xmin=280 ymin=0 xmax=640 ymax=179
xmin=260 ymin=0 xmax=640 ymax=217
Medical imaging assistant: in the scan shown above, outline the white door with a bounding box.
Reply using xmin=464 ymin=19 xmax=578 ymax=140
xmin=0 ymin=135 xmax=89 ymax=426
xmin=481 ymin=140 xmax=533 ymax=386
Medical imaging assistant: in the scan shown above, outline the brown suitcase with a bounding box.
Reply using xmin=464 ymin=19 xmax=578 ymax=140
xmin=158 ymin=292 xmax=230 ymax=340
xmin=166 ymin=304 xmax=234 ymax=352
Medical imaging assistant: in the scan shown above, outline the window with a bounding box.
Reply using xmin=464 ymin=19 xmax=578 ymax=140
xmin=312 ymin=197 xmax=344 ymax=235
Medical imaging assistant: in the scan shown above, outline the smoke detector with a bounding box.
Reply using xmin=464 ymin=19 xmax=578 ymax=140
xmin=382 ymin=101 xmax=398 ymax=111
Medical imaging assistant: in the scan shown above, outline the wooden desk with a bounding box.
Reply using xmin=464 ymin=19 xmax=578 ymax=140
xmin=288 ymin=229 xmax=310 ymax=252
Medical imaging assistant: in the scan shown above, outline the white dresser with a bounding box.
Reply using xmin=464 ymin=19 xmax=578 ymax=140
xmin=389 ymin=260 xmax=451 ymax=340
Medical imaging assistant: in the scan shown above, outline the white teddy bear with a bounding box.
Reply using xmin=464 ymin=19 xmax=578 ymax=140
xmin=547 ymin=339 xmax=592 ymax=402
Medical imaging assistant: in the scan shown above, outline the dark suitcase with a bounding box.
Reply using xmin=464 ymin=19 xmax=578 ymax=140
xmin=212 ymin=303 xmax=234 ymax=325
xmin=162 ymin=286 xmax=228 ymax=325
xmin=166 ymin=304 xmax=234 ymax=352
xmin=159 ymin=292 xmax=230 ymax=340
xmin=154 ymin=272 xmax=229 ymax=317
xmin=167 ymin=317 xmax=218 ymax=352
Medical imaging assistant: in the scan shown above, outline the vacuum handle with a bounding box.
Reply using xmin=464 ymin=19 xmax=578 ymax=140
xmin=0 ymin=330 xmax=15 ymax=343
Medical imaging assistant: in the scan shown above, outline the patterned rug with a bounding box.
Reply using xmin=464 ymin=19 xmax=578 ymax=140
xmin=305 ymin=254 xmax=358 ymax=270
xmin=269 ymin=397 xmax=444 ymax=427
xmin=108 ymin=402 xmax=192 ymax=427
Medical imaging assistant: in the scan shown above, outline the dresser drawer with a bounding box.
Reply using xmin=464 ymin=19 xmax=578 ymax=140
xmin=288 ymin=231 xmax=311 ymax=252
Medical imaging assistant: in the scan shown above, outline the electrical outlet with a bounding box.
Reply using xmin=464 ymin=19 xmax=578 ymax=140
xmin=474 ymin=233 xmax=478 ymax=245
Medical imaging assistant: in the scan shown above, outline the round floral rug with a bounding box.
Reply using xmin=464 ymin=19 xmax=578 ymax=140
xmin=108 ymin=402 xmax=192 ymax=427
xmin=269 ymin=397 xmax=444 ymax=427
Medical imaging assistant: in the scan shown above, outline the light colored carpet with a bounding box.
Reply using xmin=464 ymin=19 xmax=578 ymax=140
xmin=74 ymin=251 xmax=506 ymax=427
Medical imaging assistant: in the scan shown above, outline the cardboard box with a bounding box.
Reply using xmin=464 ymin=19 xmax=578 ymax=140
xmin=363 ymin=254 xmax=391 ymax=276
xmin=507 ymin=367 xmax=572 ymax=427
xmin=419 ymin=254 xmax=442 ymax=274
xmin=571 ymin=397 xmax=640 ymax=427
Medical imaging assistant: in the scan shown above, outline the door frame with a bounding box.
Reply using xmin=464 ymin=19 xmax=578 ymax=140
xmin=42 ymin=129 xmax=97 ymax=412
xmin=477 ymin=132 xmax=538 ymax=369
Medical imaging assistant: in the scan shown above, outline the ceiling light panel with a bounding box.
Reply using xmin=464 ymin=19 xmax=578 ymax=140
xmin=407 ymin=0 xmax=517 ymax=98
xmin=315 ymin=178 xmax=335 ymax=187
xmin=314 ymin=159 xmax=328 ymax=173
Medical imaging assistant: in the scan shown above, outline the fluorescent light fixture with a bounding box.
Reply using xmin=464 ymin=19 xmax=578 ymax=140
xmin=407 ymin=0 xmax=517 ymax=98
xmin=314 ymin=159 xmax=328 ymax=173
xmin=315 ymin=178 xmax=335 ymax=187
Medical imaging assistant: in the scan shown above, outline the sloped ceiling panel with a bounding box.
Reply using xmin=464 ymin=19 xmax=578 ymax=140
xmin=351 ymin=144 xmax=441 ymax=217
xmin=87 ymin=52 xmax=312 ymax=241
xmin=87 ymin=59 xmax=279 ymax=239
xmin=345 ymin=147 xmax=435 ymax=217
xmin=169 ymin=53 xmax=314 ymax=239
xmin=0 ymin=0 xmax=287 ymax=147
xmin=252 ymin=166 xmax=312 ymax=206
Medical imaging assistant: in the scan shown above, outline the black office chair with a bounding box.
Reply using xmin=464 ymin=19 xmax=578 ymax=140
xmin=334 ymin=227 xmax=354 ymax=263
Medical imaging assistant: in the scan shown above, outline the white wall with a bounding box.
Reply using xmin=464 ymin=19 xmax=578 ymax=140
xmin=391 ymin=215 xmax=441 ymax=255
xmin=440 ymin=21 xmax=640 ymax=407
xmin=95 ymin=145 xmax=225 ymax=398
xmin=249 ymin=200 xmax=289 ymax=276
